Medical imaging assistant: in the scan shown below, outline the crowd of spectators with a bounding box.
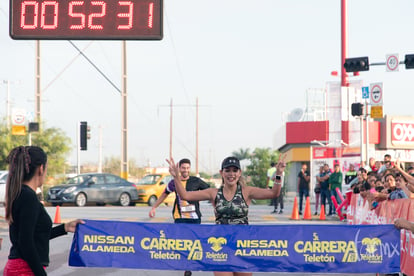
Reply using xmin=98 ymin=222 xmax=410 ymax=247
xmin=348 ymin=155 xmax=414 ymax=204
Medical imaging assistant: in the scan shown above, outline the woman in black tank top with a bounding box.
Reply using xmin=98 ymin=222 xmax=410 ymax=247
xmin=167 ymin=156 xmax=286 ymax=276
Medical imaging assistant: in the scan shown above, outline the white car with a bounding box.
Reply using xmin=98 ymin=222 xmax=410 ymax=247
xmin=0 ymin=170 xmax=8 ymax=205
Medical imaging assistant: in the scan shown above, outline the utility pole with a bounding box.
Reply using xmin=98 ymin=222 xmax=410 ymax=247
xmin=196 ymin=97 xmax=199 ymax=175
xmin=121 ymin=41 xmax=128 ymax=180
xmin=3 ymin=80 xmax=11 ymax=128
xmin=169 ymin=98 xmax=173 ymax=159
xmin=35 ymin=41 xmax=41 ymax=126
xmin=98 ymin=125 xmax=103 ymax=173
xmin=159 ymin=98 xmax=208 ymax=175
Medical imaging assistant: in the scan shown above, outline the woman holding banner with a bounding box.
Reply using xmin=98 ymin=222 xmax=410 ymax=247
xmin=167 ymin=156 xmax=286 ymax=276
xmin=3 ymin=146 xmax=84 ymax=276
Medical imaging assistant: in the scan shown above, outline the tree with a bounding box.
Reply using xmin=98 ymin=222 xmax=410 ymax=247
xmin=102 ymin=156 xmax=146 ymax=180
xmin=231 ymin=148 xmax=252 ymax=161
xmin=0 ymin=120 xmax=71 ymax=177
xmin=244 ymin=148 xmax=280 ymax=189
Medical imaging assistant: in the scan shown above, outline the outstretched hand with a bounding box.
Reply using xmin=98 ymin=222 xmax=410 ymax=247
xmin=166 ymin=157 xmax=179 ymax=178
xmin=65 ymin=219 xmax=85 ymax=233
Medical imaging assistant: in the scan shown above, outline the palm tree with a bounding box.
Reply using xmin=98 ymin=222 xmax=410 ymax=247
xmin=231 ymin=148 xmax=251 ymax=161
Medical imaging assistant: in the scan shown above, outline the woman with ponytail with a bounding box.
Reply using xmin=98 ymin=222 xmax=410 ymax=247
xmin=3 ymin=146 xmax=84 ymax=276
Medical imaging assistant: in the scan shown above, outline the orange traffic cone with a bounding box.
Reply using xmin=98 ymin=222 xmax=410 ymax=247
xmin=290 ymin=197 xmax=299 ymax=220
xmin=303 ymin=197 xmax=312 ymax=220
xmin=319 ymin=204 xmax=326 ymax=220
xmin=54 ymin=206 xmax=61 ymax=224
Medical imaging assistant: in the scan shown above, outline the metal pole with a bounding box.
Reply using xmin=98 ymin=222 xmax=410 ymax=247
xmin=196 ymin=97 xmax=199 ymax=175
xmin=169 ymin=98 xmax=173 ymax=159
xmin=121 ymin=41 xmax=128 ymax=179
xmin=35 ymin=41 xmax=41 ymax=126
xmin=341 ymin=0 xmax=349 ymax=87
xmin=77 ymin=122 xmax=80 ymax=174
xmin=360 ymin=116 xmax=364 ymax=165
xmin=98 ymin=125 xmax=102 ymax=173
xmin=5 ymin=80 xmax=11 ymax=129
xmin=365 ymin=100 xmax=369 ymax=165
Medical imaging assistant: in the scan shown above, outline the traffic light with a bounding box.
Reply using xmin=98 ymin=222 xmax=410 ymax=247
xmin=80 ymin=121 xmax=89 ymax=150
xmin=344 ymin=57 xmax=369 ymax=72
xmin=351 ymin=103 xmax=363 ymax=116
xmin=28 ymin=122 xmax=39 ymax=132
xmin=405 ymin=54 xmax=414 ymax=69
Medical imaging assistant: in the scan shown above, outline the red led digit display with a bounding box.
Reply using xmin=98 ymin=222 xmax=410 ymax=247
xmin=10 ymin=0 xmax=163 ymax=40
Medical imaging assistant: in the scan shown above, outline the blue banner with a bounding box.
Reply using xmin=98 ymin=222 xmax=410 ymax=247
xmin=69 ymin=220 xmax=400 ymax=273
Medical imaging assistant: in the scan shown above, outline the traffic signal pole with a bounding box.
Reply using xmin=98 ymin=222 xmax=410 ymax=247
xmin=341 ymin=0 xmax=348 ymax=87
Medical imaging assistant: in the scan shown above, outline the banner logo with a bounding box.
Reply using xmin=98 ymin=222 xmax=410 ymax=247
xmin=208 ymin=237 xmax=227 ymax=252
xmin=361 ymin=237 xmax=383 ymax=263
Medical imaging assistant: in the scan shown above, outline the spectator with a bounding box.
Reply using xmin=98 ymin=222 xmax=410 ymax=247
xmin=375 ymin=173 xmax=408 ymax=202
xmin=271 ymin=171 xmax=285 ymax=214
xmin=395 ymin=173 xmax=413 ymax=198
xmin=377 ymin=154 xmax=392 ymax=176
xmin=320 ymin=164 xmax=333 ymax=216
xmin=329 ymin=164 xmax=343 ymax=215
xmin=349 ymin=167 xmax=368 ymax=190
xmin=364 ymin=157 xmax=378 ymax=173
xmin=344 ymin=164 xmax=357 ymax=187
xmin=297 ymin=163 xmax=310 ymax=215
xmin=266 ymin=162 xmax=277 ymax=212
xmin=314 ymin=166 xmax=323 ymax=215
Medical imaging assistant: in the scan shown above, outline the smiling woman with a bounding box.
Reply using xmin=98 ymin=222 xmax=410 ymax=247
xmin=166 ymin=156 xmax=286 ymax=276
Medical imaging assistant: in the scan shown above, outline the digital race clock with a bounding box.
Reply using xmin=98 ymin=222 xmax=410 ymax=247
xmin=9 ymin=0 xmax=163 ymax=40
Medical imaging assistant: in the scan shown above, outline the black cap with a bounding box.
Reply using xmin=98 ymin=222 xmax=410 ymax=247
xmin=221 ymin=157 xmax=241 ymax=170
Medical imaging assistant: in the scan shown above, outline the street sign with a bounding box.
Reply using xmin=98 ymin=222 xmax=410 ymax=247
xmin=370 ymin=83 xmax=383 ymax=106
xmin=12 ymin=108 xmax=26 ymax=126
xmin=386 ymin=53 xmax=399 ymax=72
xmin=371 ymin=106 xmax=383 ymax=119
xmin=362 ymin=86 xmax=369 ymax=99
xmin=11 ymin=125 xmax=26 ymax=135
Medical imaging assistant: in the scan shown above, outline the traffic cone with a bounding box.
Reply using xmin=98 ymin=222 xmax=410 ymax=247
xmin=290 ymin=197 xmax=299 ymax=220
xmin=303 ymin=197 xmax=312 ymax=220
xmin=319 ymin=204 xmax=326 ymax=220
xmin=54 ymin=206 xmax=61 ymax=224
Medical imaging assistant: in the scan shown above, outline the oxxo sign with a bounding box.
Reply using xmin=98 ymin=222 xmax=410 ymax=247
xmin=392 ymin=121 xmax=414 ymax=145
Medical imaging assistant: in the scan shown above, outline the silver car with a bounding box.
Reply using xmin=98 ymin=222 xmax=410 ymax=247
xmin=46 ymin=173 xmax=139 ymax=207
xmin=0 ymin=170 xmax=8 ymax=205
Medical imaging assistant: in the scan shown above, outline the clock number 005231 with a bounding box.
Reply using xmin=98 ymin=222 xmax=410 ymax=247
xmin=10 ymin=0 xmax=163 ymax=40
xmin=20 ymin=1 xmax=152 ymax=30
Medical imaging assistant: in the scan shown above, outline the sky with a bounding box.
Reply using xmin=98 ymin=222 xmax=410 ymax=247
xmin=1 ymin=0 xmax=414 ymax=174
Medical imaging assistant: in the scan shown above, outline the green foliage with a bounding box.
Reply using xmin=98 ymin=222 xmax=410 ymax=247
xmin=244 ymin=148 xmax=281 ymax=189
xmin=198 ymin=171 xmax=211 ymax=179
xmin=231 ymin=148 xmax=252 ymax=160
xmin=102 ymin=156 xmax=146 ymax=179
xmin=0 ymin=120 xmax=71 ymax=177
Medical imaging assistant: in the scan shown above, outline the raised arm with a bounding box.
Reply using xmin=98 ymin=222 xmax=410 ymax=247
xmin=166 ymin=158 xmax=215 ymax=202
xmin=247 ymin=161 xmax=285 ymax=200
xmin=395 ymin=159 xmax=414 ymax=185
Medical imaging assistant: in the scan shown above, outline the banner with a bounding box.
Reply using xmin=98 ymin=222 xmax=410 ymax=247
xmin=69 ymin=220 xmax=400 ymax=273
xmin=347 ymin=194 xmax=414 ymax=275
xmin=310 ymin=146 xmax=361 ymax=192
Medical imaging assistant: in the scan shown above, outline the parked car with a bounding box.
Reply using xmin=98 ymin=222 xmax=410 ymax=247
xmin=46 ymin=173 xmax=138 ymax=207
xmin=0 ymin=170 xmax=8 ymax=206
xmin=135 ymin=173 xmax=175 ymax=206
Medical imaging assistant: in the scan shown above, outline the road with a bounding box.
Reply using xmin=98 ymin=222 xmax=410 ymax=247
xmin=0 ymin=202 xmax=381 ymax=275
